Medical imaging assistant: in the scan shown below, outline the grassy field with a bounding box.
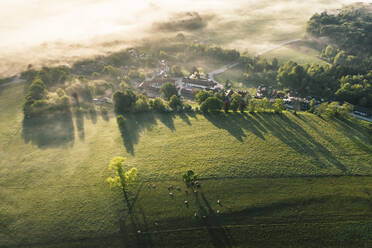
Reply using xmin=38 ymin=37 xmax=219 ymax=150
xmin=261 ymin=45 xmax=328 ymax=65
xmin=1 ymin=83 xmax=372 ymax=247
xmin=214 ymin=67 xmax=257 ymax=94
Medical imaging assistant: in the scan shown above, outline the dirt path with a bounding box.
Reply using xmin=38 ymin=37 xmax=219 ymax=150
xmin=256 ymin=39 xmax=301 ymax=56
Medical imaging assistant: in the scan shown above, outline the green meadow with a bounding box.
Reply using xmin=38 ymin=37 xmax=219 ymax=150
xmin=1 ymin=83 xmax=372 ymax=247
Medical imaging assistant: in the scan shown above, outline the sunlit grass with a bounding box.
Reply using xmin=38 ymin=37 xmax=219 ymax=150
xmin=1 ymin=83 xmax=371 ymax=247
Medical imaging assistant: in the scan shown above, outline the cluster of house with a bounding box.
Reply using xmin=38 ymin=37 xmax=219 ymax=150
xmin=138 ymin=68 xmax=223 ymax=98
xmin=255 ymin=85 xmax=311 ymax=110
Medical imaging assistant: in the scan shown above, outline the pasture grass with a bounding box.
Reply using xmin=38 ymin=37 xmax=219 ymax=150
xmin=261 ymin=45 xmax=328 ymax=65
xmin=1 ymin=83 xmax=372 ymax=247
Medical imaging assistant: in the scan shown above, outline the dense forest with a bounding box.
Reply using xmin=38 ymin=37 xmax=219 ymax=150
xmin=303 ymin=3 xmax=372 ymax=107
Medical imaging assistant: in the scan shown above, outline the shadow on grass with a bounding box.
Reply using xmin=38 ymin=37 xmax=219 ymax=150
xmin=203 ymin=111 xmax=356 ymax=172
xmin=22 ymin=111 xmax=75 ymax=148
xmin=254 ymin=113 xmax=347 ymax=172
xmin=117 ymin=113 xmax=157 ymax=156
xmin=333 ymin=117 xmax=372 ymax=153
xmin=228 ymin=195 xmax=372 ymax=223
xmin=118 ymin=183 xmax=155 ymax=248
xmin=192 ymin=191 xmax=234 ymax=248
xmin=117 ymin=112 xmax=185 ymax=155
xmin=75 ymin=110 xmax=85 ymax=141
xmin=204 ymin=112 xmax=247 ymax=142
xmin=156 ymin=113 xmax=175 ymax=131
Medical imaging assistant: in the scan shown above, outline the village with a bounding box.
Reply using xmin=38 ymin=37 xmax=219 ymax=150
xmin=135 ymin=58 xmax=313 ymax=111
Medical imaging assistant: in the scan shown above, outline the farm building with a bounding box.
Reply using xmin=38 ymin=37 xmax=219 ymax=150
xmin=138 ymin=78 xmax=176 ymax=92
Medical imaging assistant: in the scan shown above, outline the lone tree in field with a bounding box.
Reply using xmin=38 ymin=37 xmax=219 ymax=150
xmin=107 ymin=156 xmax=138 ymax=192
xmin=182 ymin=170 xmax=198 ymax=188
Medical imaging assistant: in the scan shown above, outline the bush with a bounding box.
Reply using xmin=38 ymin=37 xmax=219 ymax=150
xmin=200 ymin=97 xmax=223 ymax=113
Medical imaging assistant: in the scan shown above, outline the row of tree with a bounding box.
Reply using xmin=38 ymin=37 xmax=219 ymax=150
xmin=195 ymin=90 xmax=285 ymax=114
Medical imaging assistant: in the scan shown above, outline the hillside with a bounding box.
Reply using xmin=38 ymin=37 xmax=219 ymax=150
xmin=1 ymin=83 xmax=372 ymax=247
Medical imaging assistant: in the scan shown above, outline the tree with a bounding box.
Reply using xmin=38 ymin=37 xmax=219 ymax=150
xmin=273 ymin=98 xmax=285 ymax=113
xmin=200 ymin=97 xmax=223 ymax=113
xmin=230 ymin=93 xmax=242 ymax=112
xmin=309 ymin=98 xmax=316 ymax=113
xmin=271 ymin=58 xmax=279 ymax=70
xmin=195 ymin=90 xmax=212 ymax=105
xmin=182 ymin=170 xmax=198 ymax=188
xmin=160 ymin=83 xmax=178 ymax=100
xmin=106 ymin=156 xmax=138 ymax=190
xmin=169 ymin=95 xmax=183 ymax=112
xmin=338 ymin=103 xmax=353 ymax=118
xmin=27 ymin=78 xmax=46 ymax=100
xmin=151 ymin=98 xmax=166 ymax=112
xmin=135 ymin=97 xmax=149 ymax=113
xmin=113 ymin=90 xmax=137 ymax=114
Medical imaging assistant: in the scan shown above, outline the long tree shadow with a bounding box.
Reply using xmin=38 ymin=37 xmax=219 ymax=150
xmin=156 ymin=113 xmax=175 ymax=131
xmin=332 ymin=117 xmax=372 ymax=153
xmin=118 ymin=113 xmax=157 ymax=155
xmin=118 ymin=183 xmax=155 ymax=248
xmin=253 ymin=113 xmax=347 ymax=172
xmin=22 ymin=111 xmax=75 ymax=148
xmin=204 ymin=112 xmax=247 ymax=142
xmin=75 ymin=110 xmax=85 ymax=141
xmin=193 ymin=191 xmax=234 ymax=248
xmin=203 ymin=111 xmax=351 ymax=172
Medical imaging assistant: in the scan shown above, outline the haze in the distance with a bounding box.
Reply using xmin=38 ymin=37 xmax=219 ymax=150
xmin=0 ymin=0 xmax=367 ymax=76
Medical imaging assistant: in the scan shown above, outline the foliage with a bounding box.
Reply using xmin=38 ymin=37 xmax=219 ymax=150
xmin=65 ymin=79 xmax=93 ymax=102
xmin=169 ymin=95 xmax=183 ymax=112
xmin=309 ymin=98 xmax=316 ymax=113
xmin=160 ymin=83 xmax=178 ymax=100
xmin=151 ymin=98 xmax=167 ymax=112
xmin=27 ymin=78 xmax=46 ymax=100
xmin=273 ymin=98 xmax=285 ymax=113
xmin=106 ymin=156 xmax=138 ymax=189
xmin=113 ymin=90 xmax=137 ymax=114
xmin=277 ymin=61 xmax=337 ymax=98
xmin=182 ymin=170 xmax=198 ymax=188
xmin=314 ymin=101 xmax=354 ymax=118
xmin=38 ymin=66 xmax=70 ymax=87
xmin=128 ymin=69 xmax=145 ymax=81
xmin=195 ymin=90 xmax=213 ymax=105
xmin=103 ymin=65 xmax=121 ymax=78
xmin=135 ymin=96 xmax=150 ymax=113
xmin=307 ymin=5 xmax=372 ymax=56
xmin=200 ymin=97 xmax=223 ymax=113
xmin=230 ymin=93 xmax=242 ymax=112
xmin=170 ymin=65 xmax=184 ymax=77
xmin=183 ymin=103 xmax=193 ymax=112
xmin=23 ymin=78 xmax=71 ymax=118
xmin=335 ymin=74 xmax=372 ymax=108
